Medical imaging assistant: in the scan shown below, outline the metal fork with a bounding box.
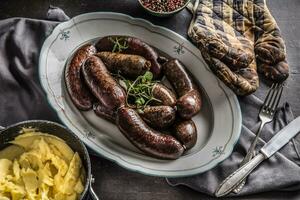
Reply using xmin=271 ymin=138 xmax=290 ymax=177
xmin=233 ymin=83 xmax=284 ymax=193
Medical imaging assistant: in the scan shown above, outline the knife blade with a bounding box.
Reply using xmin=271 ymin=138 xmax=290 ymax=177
xmin=215 ymin=116 xmax=300 ymax=197
xmin=260 ymin=116 xmax=300 ymax=158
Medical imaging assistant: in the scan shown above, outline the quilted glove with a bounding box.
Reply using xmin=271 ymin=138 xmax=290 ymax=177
xmin=187 ymin=0 xmax=289 ymax=95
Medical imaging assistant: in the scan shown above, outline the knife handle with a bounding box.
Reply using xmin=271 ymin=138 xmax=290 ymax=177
xmin=215 ymin=153 xmax=265 ymax=197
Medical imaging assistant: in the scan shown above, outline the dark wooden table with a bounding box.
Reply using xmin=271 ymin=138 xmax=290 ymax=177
xmin=1 ymin=0 xmax=300 ymax=199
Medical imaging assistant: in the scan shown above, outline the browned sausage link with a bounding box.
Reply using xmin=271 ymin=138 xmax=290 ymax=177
xmin=152 ymin=83 xmax=177 ymax=107
xmin=177 ymin=90 xmax=202 ymax=119
xmin=95 ymin=52 xmax=151 ymax=79
xmin=81 ymin=56 xmax=125 ymax=111
xmin=93 ymin=102 xmax=116 ymax=123
xmin=65 ymin=44 xmax=96 ymax=110
xmin=163 ymin=59 xmax=202 ymax=119
xmin=117 ymin=107 xmax=184 ymax=160
xmin=162 ymin=59 xmax=194 ymax=96
xmin=139 ymin=106 xmax=176 ymax=129
xmin=95 ymin=36 xmax=162 ymax=78
xmin=173 ymin=120 xmax=197 ymax=150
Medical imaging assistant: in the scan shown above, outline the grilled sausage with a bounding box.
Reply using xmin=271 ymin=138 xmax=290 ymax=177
xmin=117 ymin=107 xmax=184 ymax=160
xmin=139 ymin=106 xmax=176 ymax=129
xmin=173 ymin=120 xmax=197 ymax=150
xmin=82 ymin=56 xmax=125 ymax=111
xmin=93 ymin=102 xmax=115 ymax=123
xmin=152 ymin=83 xmax=177 ymax=107
xmin=96 ymin=36 xmax=162 ymax=78
xmin=163 ymin=59 xmax=194 ymax=97
xmin=65 ymin=44 xmax=96 ymax=110
xmin=177 ymin=90 xmax=202 ymax=119
xmin=163 ymin=59 xmax=202 ymax=119
xmin=95 ymin=52 xmax=151 ymax=79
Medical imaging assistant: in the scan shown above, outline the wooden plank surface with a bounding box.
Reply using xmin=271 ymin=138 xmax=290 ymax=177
xmin=0 ymin=0 xmax=299 ymax=199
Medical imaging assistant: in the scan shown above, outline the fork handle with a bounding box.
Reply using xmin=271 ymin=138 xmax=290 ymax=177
xmin=243 ymin=121 xmax=266 ymax=164
xmin=232 ymin=121 xmax=266 ymax=193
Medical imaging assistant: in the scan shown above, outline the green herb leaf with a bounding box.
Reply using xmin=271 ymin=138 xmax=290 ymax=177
xmin=109 ymin=37 xmax=128 ymax=53
xmin=143 ymin=71 xmax=153 ymax=82
xmin=113 ymin=71 xmax=161 ymax=109
xmin=119 ymin=79 xmax=128 ymax=91
xmin=124 ymin=80 xmax=131 ymax=89
xmin=135 ymin=97 xmax=145 ymax=106
xmin=137 ymin=109 xmax=144 ymax=114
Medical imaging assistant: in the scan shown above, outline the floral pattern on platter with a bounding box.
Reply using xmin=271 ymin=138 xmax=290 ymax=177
xmin=212 ymin=146 xmax=225 ymax=157
xmin=173 ymin=43 xmax=185 ymax=55
xmin=59 ymin=30 xmax=70 ymax=41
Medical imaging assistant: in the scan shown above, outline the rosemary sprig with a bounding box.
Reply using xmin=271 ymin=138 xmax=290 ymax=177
xmin=117 ymin=71 xmax=161 ymax=109
xmin=109 ymin=37 xmax=128 ymax=53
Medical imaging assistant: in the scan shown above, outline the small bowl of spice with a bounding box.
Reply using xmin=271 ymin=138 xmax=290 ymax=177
xmin=138 ymin=0 xmax=191 ymax=17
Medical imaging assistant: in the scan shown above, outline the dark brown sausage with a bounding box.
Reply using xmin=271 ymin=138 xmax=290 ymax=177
xmin=65 ymin=44 xmax=96 ymax=110
xmin=177 ymin=90 xmax=202 ymax=119
xmin=116 ymin=107 xmax=184 ymax=160
xmin=95 ymin=52 xmax=151 ymax=79
xmin=81 ymin=56 xmax=125 ymax=110
xmin=163 ymin=59 xmax=202 ymax=119
xmin=95 ymin=36 xmax=162 ymax=78
xmin=152 ymin=83 xmax=177 ymax=107
xmin=93 ymin=102 xmax=115 ymax=123
xmin=163 ymin=59 xmax=194 ymax=97
xmin=173 ymin=120 xmax=197 ymax=150
xmin=139 ymin=106 xmax=176 ymax=129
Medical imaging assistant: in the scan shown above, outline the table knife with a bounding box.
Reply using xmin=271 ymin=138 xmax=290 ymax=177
xmin=215 ymin=116 xmax=300 ymax=197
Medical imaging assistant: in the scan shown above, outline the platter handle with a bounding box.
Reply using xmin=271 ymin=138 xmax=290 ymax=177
xmin=89 ymin=174 xmax=100 ymax=200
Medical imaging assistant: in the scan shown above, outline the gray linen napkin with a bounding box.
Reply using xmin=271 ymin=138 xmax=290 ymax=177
xmin=167 ymin=88 xmax=300 ymax=196
xmin=0 ymin=6 xmax=68 ymax=126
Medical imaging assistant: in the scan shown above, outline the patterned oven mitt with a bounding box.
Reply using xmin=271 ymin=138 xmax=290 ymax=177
xmin=187 ymin=0 xmax=289 ymax=95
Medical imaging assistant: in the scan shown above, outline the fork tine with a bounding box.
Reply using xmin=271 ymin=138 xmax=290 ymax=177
xmin=263 ymin=83 xmax=277 ymax=110
xmin=270 ymin=84 xmax=283 ymax=113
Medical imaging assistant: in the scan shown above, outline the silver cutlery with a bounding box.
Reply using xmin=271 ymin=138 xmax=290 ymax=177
xmin=233 ymin=83 xmax=284 ymax=193
xmin=215 ymin=115 xmax=300 ymax=197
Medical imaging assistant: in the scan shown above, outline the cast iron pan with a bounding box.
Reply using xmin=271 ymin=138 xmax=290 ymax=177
xmin=0 ymin=120 xmax=99 ymax=200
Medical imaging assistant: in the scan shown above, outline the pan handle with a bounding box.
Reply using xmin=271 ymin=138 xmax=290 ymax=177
xmin=89 ymin=174 xmax=100 ymax=200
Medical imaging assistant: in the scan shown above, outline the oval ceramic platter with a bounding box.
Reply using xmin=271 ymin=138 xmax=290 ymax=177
xmin=39 ymin=12 xmax=241 ymax=177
